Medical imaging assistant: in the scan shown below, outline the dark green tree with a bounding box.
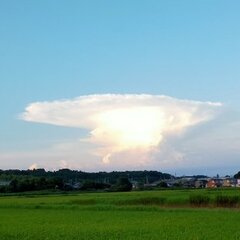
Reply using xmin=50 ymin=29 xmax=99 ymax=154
xmin=158 ymin=181 xmax=168 ymax=188
xmin=114 ymin=177 xmax=132 ymax=192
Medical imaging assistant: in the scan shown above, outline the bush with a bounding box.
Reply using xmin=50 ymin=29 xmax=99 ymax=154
xmin=113 ymin=177 xmax=132 ymax=192
xmin=157 ymin=181 xmax=168 ymax=188
xmin=189 ymin=194 xmax=210 ymax=207
xmin=215 ymin=195 xmax=240 ymax=208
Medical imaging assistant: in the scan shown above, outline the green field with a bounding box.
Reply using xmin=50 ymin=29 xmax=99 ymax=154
xmin=1 ymin=189 xmax=240 ymax=240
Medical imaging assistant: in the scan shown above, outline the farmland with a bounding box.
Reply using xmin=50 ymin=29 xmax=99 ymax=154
xmin=1 ymin=189 xmax=240 ymax=239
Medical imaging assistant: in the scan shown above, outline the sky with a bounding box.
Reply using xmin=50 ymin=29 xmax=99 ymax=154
xmin=0 ymin=0 xmax=240 ymax=176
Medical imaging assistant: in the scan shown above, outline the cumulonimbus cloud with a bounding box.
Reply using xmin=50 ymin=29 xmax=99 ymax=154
xmin=20 ymin=94 xmax=222 ymax=164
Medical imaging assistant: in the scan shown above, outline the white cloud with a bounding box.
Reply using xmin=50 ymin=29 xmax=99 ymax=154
xmin=20 ymin=94 xmax=222 ymax=169
xmin=28 ymin=163 xmax=38 ymax=170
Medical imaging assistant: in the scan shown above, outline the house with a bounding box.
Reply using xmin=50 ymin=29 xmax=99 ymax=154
xmin=182 ymin=178 xmax=196 ymax=188
xmin=222 ymin=178 xmax=237 ymax=187
xmin=72 ymin=182 xmax=82 ymax=190
xmin=130 ymin=180 xmax=141 ymax=189
xmin=143 ymin=182 xmax=158 ymax=188
xmin=237 ymin=179 xmax=240 ymax=187
xmin=63 ymin=182 xmax=82 ymax=190
xmin=195 ymin=179 xmax=208 ymax=188
xmin=206 ymin=178 xmax=222 ymax=188
xmin=0 ymin=180 xmax=11 ymax=186
xmin=173 ymin=177 xmax=196 ymax=188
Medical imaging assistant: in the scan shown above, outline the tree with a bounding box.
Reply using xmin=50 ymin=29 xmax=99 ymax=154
xmin=158 ymin=181 xmax=168 ymax=188
xmin=9 ymin=179 xmax=18 ymax=192
xmin=234 ymin=171 xmax=240 ymax=179
xmin=114 ymin=177 xmax=132 ymax=192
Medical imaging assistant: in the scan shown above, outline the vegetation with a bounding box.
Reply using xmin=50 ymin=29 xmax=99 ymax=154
xmin=189 ymin=194 xmax=210 ymax=207
xmin=0 ymin=169 xmax=172 ymax=193
xmin=0 ymin=169 xmax=172 ymax=183
xmin=0 ymin=189 xmax=240 ymax=239
xmin=234 ymin=171 xmax=240 ymax=179
xmin=112 ymin=177 xmax=133 ymax=192
xmin=215 ymin=195 xmax=240 ymax=207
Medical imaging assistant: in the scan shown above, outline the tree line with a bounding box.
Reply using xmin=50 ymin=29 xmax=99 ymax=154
xmin=0 ymin=169 xmax=173 ymax=193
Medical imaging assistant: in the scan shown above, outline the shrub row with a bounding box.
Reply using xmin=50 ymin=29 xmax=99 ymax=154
xmin=189 ymin=194 xmax=210 ymax=206
xmin=215 ymin=195 xmax=240 ymax=207
xmin=189 ymin=194 xmax=240 ymax=207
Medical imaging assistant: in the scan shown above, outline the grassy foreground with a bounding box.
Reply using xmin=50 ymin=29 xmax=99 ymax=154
xmin=0 ymin=189 xmax=240 ymax=239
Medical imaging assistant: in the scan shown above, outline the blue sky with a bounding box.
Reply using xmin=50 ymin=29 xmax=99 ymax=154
xmin=1 ymin=1 xmax=240 ymax=175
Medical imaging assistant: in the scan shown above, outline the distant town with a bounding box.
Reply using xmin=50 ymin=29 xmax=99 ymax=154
xmin=142 ymin=175 xmax=240 ymax=189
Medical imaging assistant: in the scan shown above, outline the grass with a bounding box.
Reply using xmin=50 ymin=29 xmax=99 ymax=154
xmin=0 ymin=189 xmax=240 ymax=239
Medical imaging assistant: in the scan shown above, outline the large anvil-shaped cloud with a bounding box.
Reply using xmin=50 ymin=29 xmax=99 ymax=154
xmin=20 ymin=94 xmax=222 ymax=164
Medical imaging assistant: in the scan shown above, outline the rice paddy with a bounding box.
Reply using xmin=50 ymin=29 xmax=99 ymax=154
xmin=1 ymin=189 xmax=240 ymax=239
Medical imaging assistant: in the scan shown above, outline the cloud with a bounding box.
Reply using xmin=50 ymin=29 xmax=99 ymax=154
xmin=28 ymin=163 xmax=38 ymax=170
xmin=20 ymin=94 xmax=222 ymax=168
